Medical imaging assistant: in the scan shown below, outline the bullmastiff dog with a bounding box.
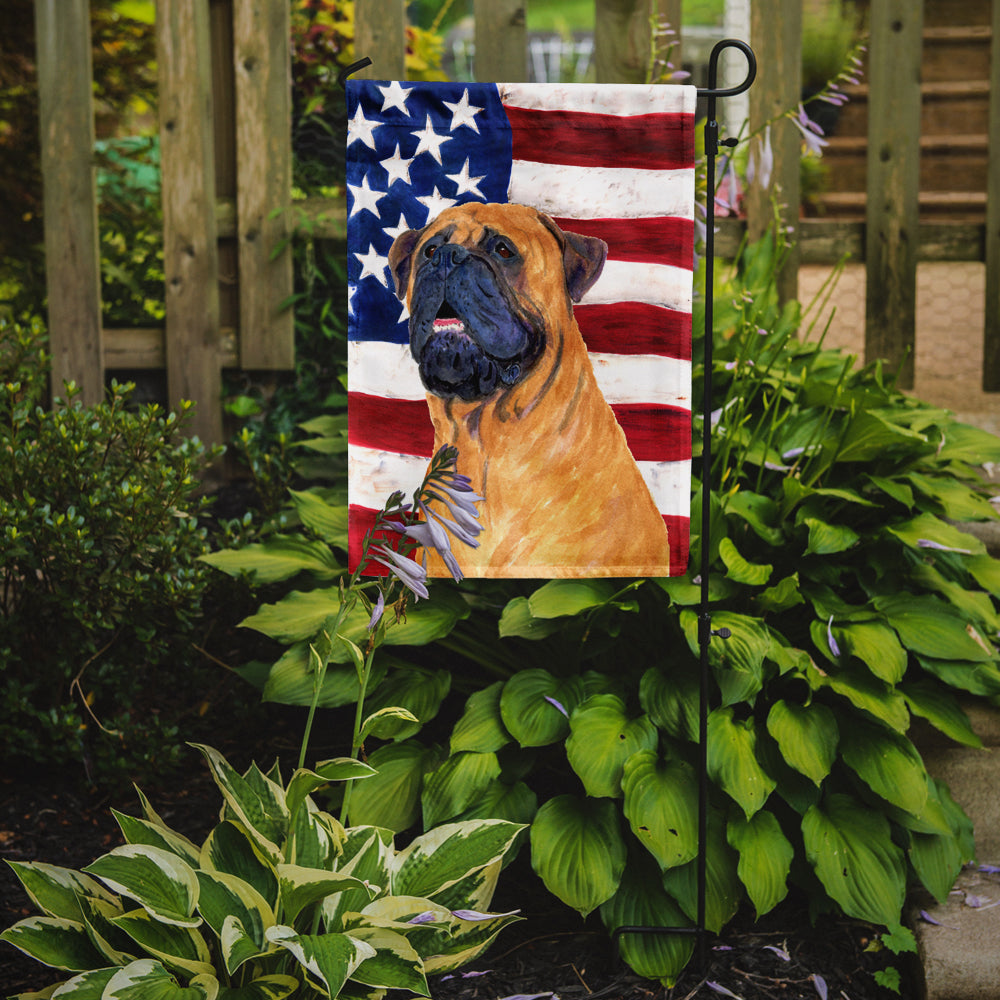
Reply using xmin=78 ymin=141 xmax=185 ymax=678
xmin=388 ymin=201 xmax=671 ymax=577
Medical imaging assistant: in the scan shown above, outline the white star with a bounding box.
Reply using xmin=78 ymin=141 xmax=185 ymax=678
xmin=347 ymin=105 xmax=379 ymax=149
xmin=377 ymin=80 xmax=411 ymax=115
xmin=380 ymin=144 xmax=414 ymax=186
xmin=384 ymin=210 xmax=415 ymax=242
xmin=348 ymin=283 xmax=357 ymax=316
xmin=411 ymin=115 xmax=452 ymax=164
xmin=347 ymin=175 xmax=386 ymax=218
xmin=447 ymin=158 xmax=487 ymax=199
xmin=396 ymin=297 xmax=410 ymax=323
xmin=354 ymin=244 xmax=390 ymax=287
xmin=443 ymin=90 xmax=484 ymax=133
xmin=416 ymin=185 xmax=458 ymax=224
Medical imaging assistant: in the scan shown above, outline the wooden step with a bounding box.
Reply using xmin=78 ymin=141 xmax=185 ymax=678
xmin=812 ymin=190 xmax=987 ymax=222
xmin=922 ymin=25 xmax=993 ymax=83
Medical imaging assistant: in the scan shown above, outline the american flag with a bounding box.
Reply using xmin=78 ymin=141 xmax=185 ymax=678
xmin=346 ymin=80 xmax=695 ymax=576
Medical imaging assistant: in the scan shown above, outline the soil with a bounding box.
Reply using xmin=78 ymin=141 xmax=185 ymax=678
xmin=0 ymin=740 xmax=913 ymax=1000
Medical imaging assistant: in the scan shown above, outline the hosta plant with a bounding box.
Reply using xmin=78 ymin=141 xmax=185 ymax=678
xmin=1 ymin=744 xmax=523 ymax=999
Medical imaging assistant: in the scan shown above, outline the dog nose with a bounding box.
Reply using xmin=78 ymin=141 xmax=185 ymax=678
xmin=433 ymin=243 xmax=469 ymax=272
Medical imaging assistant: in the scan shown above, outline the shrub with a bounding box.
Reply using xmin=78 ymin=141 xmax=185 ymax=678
xmin=0 ymin=317 xmax=220 ymax=783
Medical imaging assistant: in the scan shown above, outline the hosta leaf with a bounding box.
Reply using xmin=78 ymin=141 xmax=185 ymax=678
xmin=111 ymin=909 xmax=214 ymax=978
xmin=756 ymin=573 xmax=805 ymax=614
xmin=599 ymin=853 xmax=694 ymax=987
xmin=362 ymin=667 xmax=451 ymax=740
xmin=718 ymin=537 xmax=772 ymax=585
xmin=660 ymin=810 xmax=741 ymax=933
xmin=838 ymin=718 xmax=929 ymax=816
xmin=527 ymin=579 xmax=618 ymax=618
xmin=497 ymin=596 xmax=564 ymax=639
xmin=450 ymin=682 xmax=511 ymax=754
xmin=724 ymin=490 xmax=784 ymax=546
xmin=885 ymin=512 xmax=985 ymax=557
xmin=5 ymin=862 xmax=118 ymax=923
xmin=199 ymin=822 xmax=278 ymax=909
xmin=393 ymin=820 xmax=524 ymax=900
xmin=83 ymin=846 xmax=200 ymax=928
xmin=322 ymin=829 xmax=393 ymax=930
xmin=803 ymin=517 xmax=859 ymax=556
xmin=901 ymin=680 xmax=982 ymax=748
xmin=727 ymin=811 xmax=793 ymax=917
xmin=288 ymin=488 xmax=349 ymax=546
xmin=834 ymin=410 xmax=927 ymax=463
xmin=621 ymin=751 xmax=699 ymax=870
xmin=916 ymin=655 xmax=1000 ymax=697
xmin=260 ymin=643 xmax=387 ymax=709
xmin=347 ymin=740 xmax=442 ymax=832
xmin=453 ymin=779 xmax=538 ymax=827
xmin=103 ymin=959 xmax=218 ymax=1000
xmin=910 ymin=562 xmax=1000 ymax=632
xmin=529 ymin=795 xmax=626 ymax=917
xmin=707 ymin=708 xmax=776 ymax=818
xmin=967 ymin=553 xmax=1000 ymax=597
xmin=215 ymin=975 xmax=299 ymax=1000
xmin=421 ymin=751 xmax=502 ymax=828
xmin=200 ymin=535 xmax=341 ymax=584
xmin=422 ymin=907 xmax=522 ymax=974
xmin=765 ymin=700 xmax=838 ymax=786
xmin=833 ymin=621 xmax=908 ymax=684
xmin=499 ymin=670 xmax=585 ymax=747
xmin=875 ymin=594 xmax=995 ymax=662
xmin=276 ymin=865 xmax=374 ymax=925
xmin=566 ymin=695 xmax=658 ymax=798
xmin=639 ymin=663 xmax=699 ymax=742
xmin=75 ymin=894 xmax=135 ymax=967
xmin=909 ymin=829 xmax=965 ymax=905
xmin=906 ymin=472 xmax=998 ymax=521
xmin=285 ymin=759 xmax=375 ymax=822
xmin=112 ymin=813 xmax=201 ymax=868
xmin=802 ymin=794 xmax=906 ymax=926
xmin=0 ymin=916 xmax=106 ymax=971
xmin=265 ymin=926 xmax=375 ymax=997
xmin=346 ymin=926 xmax=428 ymax=994
xmin=45 ymin=967 xmax=118 ymax=998
xmin=681 ymin=610 xmax=770 ymax=706
xmin=807 ymin=660 xmax=910 ymax=732
xmin=195 ymin=871 xmax=273 ymax=973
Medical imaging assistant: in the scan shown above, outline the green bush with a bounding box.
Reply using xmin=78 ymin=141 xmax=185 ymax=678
xmin=0 ymin=317 xmax=220 ymax=783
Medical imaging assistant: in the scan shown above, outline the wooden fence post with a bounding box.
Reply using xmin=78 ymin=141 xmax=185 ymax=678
xmin=233 ymin=0 xmax=294 ymax=370
xmin=34 ymin=0 xmax=104 ymax=405
xmin=983 ymin=0 xmax=1000 ymax=391
xmin=474 ymin=0 xmax=527 ymax=82
xmin=864 ymin=0 xmax=923 ymax=389
xmin=354 ymin=0 xmax=406 ymax=79
xmin=157 ymin=0 xmax=223 ymax=445
xmin=746 ymin=0 xmax=801 ymax=305
xmin=594 ymin=0 xmax=653 ymax=84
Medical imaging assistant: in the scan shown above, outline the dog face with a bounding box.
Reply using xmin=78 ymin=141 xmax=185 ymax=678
xmin=388 ymin=203 xmax=607 ymax=402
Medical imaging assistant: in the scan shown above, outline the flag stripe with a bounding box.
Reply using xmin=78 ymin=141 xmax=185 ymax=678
xmin=498 ymin=82 xmax=695 ymax=117
xmin=348 ymin=343 xmax=691 ymax=406
xmin=349 ymin=392 xmax=690 ymax=463
xmin=552 ymin=216 xmax=694 ymax=270
xmin=584 ymin=260 xmax=692 ymax=312
xmin=576 ymin=303 xmax=692 ymax=359
xmin=504 ymin=105 xmax=695 ymax=171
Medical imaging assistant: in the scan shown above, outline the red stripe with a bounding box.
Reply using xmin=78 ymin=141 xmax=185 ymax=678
xmin=348 ymin=394 xmax=690 ymax=461
xmin=576 ymin=303 xmax=691 ymax=360
xmin=506 ymin=106 xmax=695 ymax=171
xmin=350 ymin=505 xmax=691 ymax=577
xmin=551 ymin=216 xmax=693 ymax=270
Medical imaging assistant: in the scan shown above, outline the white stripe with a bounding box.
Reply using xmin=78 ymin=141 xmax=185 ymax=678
xmin=349 ymin=444 xmax=691 ymax=518
xmin=499 ymin=82 xmax=697 ymax=117
xmin=349 ymin=342 xmax=691 ymax=408
xmin=509 ymin=161 xmax=694 ymax=220
xmin=584 ymin=260 xmax=692 ymax=313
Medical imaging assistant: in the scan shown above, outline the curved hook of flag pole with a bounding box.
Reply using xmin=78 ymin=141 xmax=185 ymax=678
xmin=338 ymin=57 xmax=373 ymax=90
xmin=698 ymin=38 xmax=757 ymax=101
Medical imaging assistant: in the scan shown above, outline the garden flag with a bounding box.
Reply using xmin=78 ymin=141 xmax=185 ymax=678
xmin=347 ymin=81 xmax=695 ymax=578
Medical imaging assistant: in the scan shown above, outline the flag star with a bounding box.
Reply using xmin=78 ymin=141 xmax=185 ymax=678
xmin=347 ymin=175 xmax=386 ymax=218
xmin=348 ymin=283 xmax=357 ymax=316
xmin=411 ymin=115 xmax=452 ymax=164
xmin=377 ymin=80 xmax=411 ymax=115
xmin=384 ymin=210 xmax=416 ymax=242
xmin=443 ymin=89 xmax=484 ymax=133
xmin=416 ymin=185 xmax=458 ymax=223
xmin=447 ymin=158 xmax=487 ymax=199
xmin=347 ymin=104 xmax=379 ymax=149
xmin=380 ymin=144 xmax=415 ymax=186
xmin=355 ymin=244 xmax=390 ymax=287
xmin=396 ymin=296 xmax=410 ymax=323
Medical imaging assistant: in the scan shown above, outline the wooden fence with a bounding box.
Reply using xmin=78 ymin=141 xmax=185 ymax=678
xmin=33 ymin=0 xmax=1000 ymax=445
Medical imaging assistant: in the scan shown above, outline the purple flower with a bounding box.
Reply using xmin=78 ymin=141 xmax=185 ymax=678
xmin=544 ymin=695 xmax=569 ymax=718
xmin=747 ymin=125 xmax=774 ymax=191
xmin=367 ymin=590 xmax=385 ymax=631
xmin=763 ymin=944 xmax=790 ymax=961
xmin=706 ymin=983 xmax=742 ymax=999
xmin=407 ymin=911 xmax=438 ymax=925
xmin=917 ymin=538 xmax=973 ymax=554
xmin=812 ymin=974 xmax=828 ymax=1000
xmin=451 ymin=908 xmax=520 ymax=921
xmin=369 ymin=543 xmax=429 ymax=600
xmin=791 ymin=104 xmax=829 ymax=156
xmin=827 ymin=616 xmax=841 ymax=658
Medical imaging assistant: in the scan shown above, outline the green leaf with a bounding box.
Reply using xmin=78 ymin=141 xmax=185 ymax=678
xmin=886 ymin=512 xmax=985 ymax=557
xmin=909 ymin=826 xmax=965 ymax=905
xmin=200 ymin=536 xmax=341 ymax=584
xmin=906 ymin=472 xmax=999 ymax=521
xmin=112 ymin=812 xmax=201 ymax=868
xmin=835 ymin=621 xmax=908 ymax=684
xmin=839 ymin=718 xmax=929 ymax=816
xmin=392 ymin=819 xmax=524 ymax=900
xmin=565 ymin=695 xmax=658 ymax=798
xmin=260 ymin=643 xmax=387 ymax=709
xmin=803 ymin=517 xmax=859 ymax=556
xmin=362 ymin=667 xmax=451 ymax=740
xmin=346 ymin=926 xmax=429 ymax=994
xmin=276 ymin=865 xmax=373 ymax=925
xmin=288 ymin=489 xmax=349 ymax=545
xmin=901 ymin=680 xmax=982 ymax=748
xmin=110 ymin=909 xmax=214 ymax=978
xmin=707 ymin=707 xmax=776 ymax=819
xmin=724 ymin=490 xmax=784 ymax=545
xmin=216 ymin=976 xmax=299 ymax=1000
xmin=802 ymin=793 xmax=906 ymax=926
xmin=765 ymin=700 xmax=838 ymax=786
xmin=599 ymin=853 xmax=694 ymax=987
xmin=421 ymin=751 xmax=502 ymax=828
xmin=347 ymin=740 xmax=441 ymax=832
xmin=450 ymin=682 xmax=511 ymax=754
xmin=360 ymin=706 xmax=421 ymax=742
xmin=835 ymin=410 xmax=927 ymax=463
xmin=718 ymin=537 xmax=773 ymax=585
xmin=4 ymin=862 xmax=118 ymax=923
xmin=874 ymin=594 xmax=995 ymax=662
xmin=195 ymin=871 xmax=273 ymax=974
xmin=639 ymin=664 xmax=699 ymax=742
xmin=755 ymin=573 xmax=805 ymax=614
xmin=967 ymin=553 xmax=1000 ymax=597
xmin=497 ymin=596 xmax=564 ymax=639
xmin=103 ymin=959 xmax=218 ymax=1000
xmin=285 ymin=759 xmax=376 ymax=821
xmin=33 ymin=967 xmax=117 ymax=998
xmin=727 ymin=811 xmax=793 ymax=917
xmin=935 ymin=421 xmax=1000 ymax=465
xmin=83 ymin=846 xmax=200 ymax=928
xmin=527 ymin=579 xmax=618 ymax=618
xmin=530 ymin=795 xmax=626 ymax=917
xmin=199 ymin=822 xmax=278 ymax=910
xmin=452 ymin=779 xmax=538 ymax=827
xmin=0 ymin=916 xmax=107 ymax=972
xmin=621 ymin=751 xmax=699 ymax=871
xmin=499 ymin=670 xmax=584 ymax=747
xmin=808 ymin=660 xmax=910 ymax=732
xmin=916 ymin=655 xmax=1000 ymax=697
xmin=681 ymin=610 xmax=770 ymax=706
xmin=265 ymin=926 xmax=375 ymax=997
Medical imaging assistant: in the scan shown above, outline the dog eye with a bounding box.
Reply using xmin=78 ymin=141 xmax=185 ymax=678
xmin=423 ymin=244 xmax=437 ymax=258
xmin=494 ymin=241 xmax=515 ymax=260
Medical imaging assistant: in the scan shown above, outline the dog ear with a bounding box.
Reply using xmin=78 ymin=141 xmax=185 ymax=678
xmin=388 ymin=228 xmax=425 ymax=299
xmin=538 ymin=214 xmax=607 ymax=303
